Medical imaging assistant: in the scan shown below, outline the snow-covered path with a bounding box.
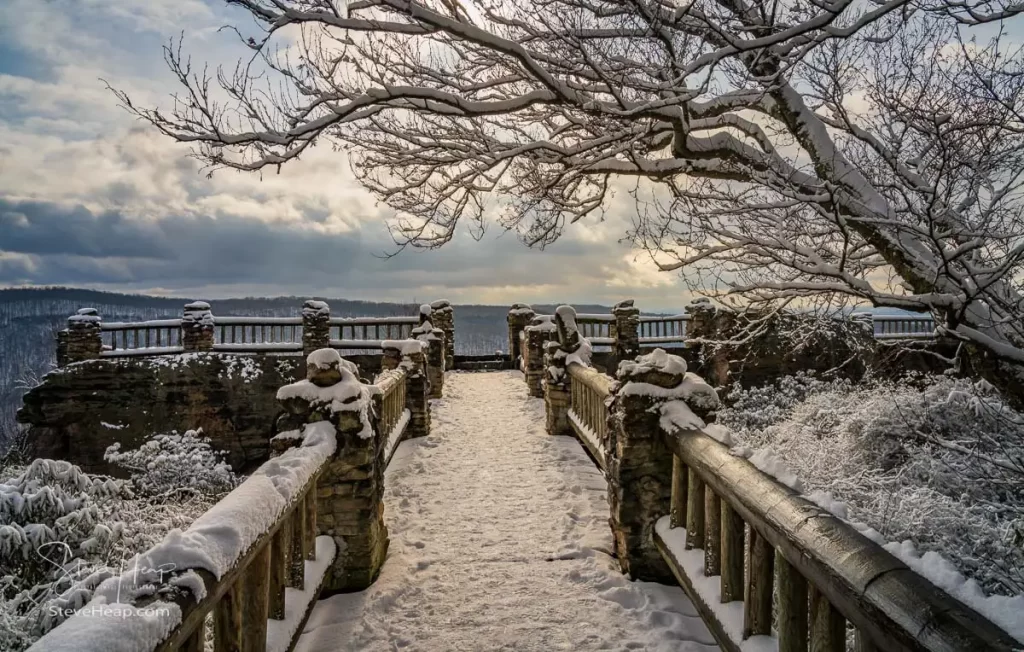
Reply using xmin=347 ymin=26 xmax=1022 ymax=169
xmin=295 ymin=371 xmax=717 ymax=652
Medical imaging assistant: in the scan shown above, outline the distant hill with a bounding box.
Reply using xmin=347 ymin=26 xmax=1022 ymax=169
xmin=0 ymin=287 xmax=617 ymax=450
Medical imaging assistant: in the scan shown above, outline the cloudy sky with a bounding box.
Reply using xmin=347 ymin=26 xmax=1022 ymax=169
xmin=0 ymin=0 xmax=692 ymax=310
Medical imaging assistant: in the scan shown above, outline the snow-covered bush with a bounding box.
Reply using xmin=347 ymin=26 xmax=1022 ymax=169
xmin=104 ymin=429 xmax=238 ymax=497
xmin=718 ymin=374 xmax=1024 ymax=596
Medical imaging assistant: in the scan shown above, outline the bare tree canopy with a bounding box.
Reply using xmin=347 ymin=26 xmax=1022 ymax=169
xmin=115 ymin=0 xmax=1024 ymax=388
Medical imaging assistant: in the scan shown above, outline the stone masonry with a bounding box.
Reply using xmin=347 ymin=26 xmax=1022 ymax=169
xmin=429 ymin=300 xmax=456 ymax=370
xmin=507 ymin=304 xmax=535 ymax=364
xmin=278 ymin=350 xmax=388 ymax=593
xmin=181 ymin=301 xmax=215 ymax=352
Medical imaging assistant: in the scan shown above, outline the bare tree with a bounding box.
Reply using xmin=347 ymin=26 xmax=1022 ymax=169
xmin=113 ymin=0 xmax=1024 ymax=395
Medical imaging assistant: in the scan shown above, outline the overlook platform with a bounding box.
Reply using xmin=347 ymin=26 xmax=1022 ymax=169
xmin=295 ymin=371 xmax=717 ymax=651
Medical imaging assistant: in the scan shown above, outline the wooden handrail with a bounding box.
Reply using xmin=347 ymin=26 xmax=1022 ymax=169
xmin=566 ymin=364 xmax=614 ymax=470
xmin=655 ymin=426 xmax=1019 ymax=652
xmin=376 ymin=368 xmax=411 ymax=468
xmin=29 ymin=439 xmax=336 ymax=652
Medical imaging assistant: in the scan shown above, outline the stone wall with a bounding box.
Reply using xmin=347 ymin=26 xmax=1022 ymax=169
xmin=17 ymin=352 xmax=386 ymax=475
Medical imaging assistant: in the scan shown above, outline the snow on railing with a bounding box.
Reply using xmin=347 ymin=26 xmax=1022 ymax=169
xmin=29 ymin=421 xmax=338 ymax=652
xmin=655 ymin=423 xmax=1019 ymax=652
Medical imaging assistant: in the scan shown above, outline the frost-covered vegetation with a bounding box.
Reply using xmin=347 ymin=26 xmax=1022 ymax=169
xmin=0 ymin=430 xmax=238 ymax=650
xmin=718 ymin=373 xmax=1024 ymax=597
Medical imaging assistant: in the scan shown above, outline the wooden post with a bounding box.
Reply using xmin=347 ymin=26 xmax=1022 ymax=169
xmin=744 ymin=528 xmax=774 ymax=638
xmin=853 ymin=631 xmax=879 ymax=652
xmin=214 ymin=579 xmax=243 ymax=652
xmin=305 ymin=491 xmax=318 ymax=560
xmin=720 ymin=502 xmax=744 ymax=603
xmin=685 ymin=467 xmax=705 ymax=550
xmin=777 ymin=551 xmax=808 ymax=652
xmin=269 ymin=525 xmax=288 ymax=620
xmin=181 ymin=626 xmax=204 ymax=652
xmin=670 ymin=455 xmax=688 ymax=528
xmin=241 ymin=543 xmax=272 ymax=652
xmin=809 ymin=586 xmax=845 ymax=652
xmin=289 ymin=506 xmax=306 ymax=589
xmin=704 ymin=487 xmax=721 ymax=577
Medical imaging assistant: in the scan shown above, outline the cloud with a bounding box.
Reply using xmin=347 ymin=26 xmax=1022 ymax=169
xmin=0 ymin=0 xmax=697 ymax=312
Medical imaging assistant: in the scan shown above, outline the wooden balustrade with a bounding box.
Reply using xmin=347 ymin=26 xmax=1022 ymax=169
xmin=160 ymin=471 xmax=324 ymax=652
xmin=377 ymin=367 xmax=411 ymax=467
xmin=102 ymin=320 xmax=183 ymax=353
xmin=871 ymin=313 xmax=936 ymax=340
xmin=638 ymin=315 xmax=688 ymax=344
xmin=575 ymin=313 xmax=614 ymax=341
xmin=654 ymin=427 xmax=1018 ymax=652
xmin=330 ymin=316 xmax=417 ymax=342
xmin=566 ymin=364 xmax=613 ymax=469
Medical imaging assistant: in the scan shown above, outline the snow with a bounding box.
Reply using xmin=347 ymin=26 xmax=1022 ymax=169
xmin=383 ymin=409 xmax=412 ymax=467
xmin=525 ymin=314 xmax=557 ymax=332
xmin=266 ymin=536 xmax=337 ymax=652
xmin=564 ymin=337 xmax=593 ymax=368
xmin=508 ymin=304 xmax=535 ymax=316
xmin=568 ymin=408 xmax=606 ymax=468
xmin=302 ymin=300 xmax=330 ymax=316
xmin=27 ymin=601 xmax=183 ymax=652
xmin=659 ymin=401 xmax=706 ymax=433
xmin=655 ymin=517 xmax=776 ymax=652
xmin=100 ymin=421 xmax=126 ymax=430
xmin=618 ymin=348 xmax=689 ymax=378
xmin=293 ymin=372 xmax=716 ymax=652
xmin=328 ymin=316 xmax=417 ymax=325
xmin=380 ymin=339 xmax=426 ymax=355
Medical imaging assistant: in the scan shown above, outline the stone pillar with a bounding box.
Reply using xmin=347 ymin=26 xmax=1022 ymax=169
xmin=302 ymin=300 xmax=331 ymax=357
xmin=686 ymin=298 xmax=729 ymax=386
xmin=685 ymin=297 xmax=716 ymax=340
xmin=278 ymin=349 xmax=388 ymax=593
xmin=507 ymin=304 xmax=535 ymax=365
xmin=55 ymin=329 xmax=69 ymax=367
xmin=405 ymin=348 xmax=431 ymax=438
xmin=412 ymin=304 xmax=445 ymax=399
xmin=523 ymin=316 xmax=554 ymax=398
xmin=65 ymin=308 xmax=103 ymax=364
xmin=381 ymin=343 xmax=431 ymax=438
xmin=429 ymin=300 xmax=455 ymax=370
xmin=611 ymin=299 xmax=640 ymax=363
xmin=181 ymin=301 xmax=214 ymax=352
xmin=543 ymin=340 xmax=571 ymax=436
xmin=606 ymin=350 xmax=719 ymax=582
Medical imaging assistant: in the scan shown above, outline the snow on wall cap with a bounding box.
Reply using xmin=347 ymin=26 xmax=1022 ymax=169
xmin=419 ymin=303 xmax=432 ymax=317
xmin=613 ymin=299 xmax=637 ymax=313
xmin=302 ymin=300 xmax=330 ymax=316
xmin=307 ymin=348 xmax=342 ymax=370
xmin=382 ymin=339 xmax=427 ymax=355
xmin=508 ymin=304 xmax=535 ymax=316
xmin=68 ymin=310 xmax=102 ymax=324
xmin=429 ymin=299 xmax=452 ymax=310
xmin=525 ymin=314 xmax=557 ymax=332
xmin=184 ymin=301 xmax=211 ymax=311
xmin=618 ymin=348 xmax=688 ymax=382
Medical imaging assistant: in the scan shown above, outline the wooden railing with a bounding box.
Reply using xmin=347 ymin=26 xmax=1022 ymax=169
xmin=566 ymin=364 xmax=613 ymax=469
xmin=97 ymin=316 xmax=422 ymax=357
xmin=102 ymin=319 xmax=183 ymax=352
xmin=377 ymin=368 xmax=411 ymax=468
xmin=331 ymin=316 xmax=417 ymax=343
xmin=639 ymin=315 xmax=688 ymax=345
xmin=869 ymin=313 xmax=936 ymax=340
xmin=30 ymin=440 xmax=333 ymax=652
xmin=655 ymin=426 xmax=1018 ymax=652
xmin=575 ymin=313 xmax=614 ymax=342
